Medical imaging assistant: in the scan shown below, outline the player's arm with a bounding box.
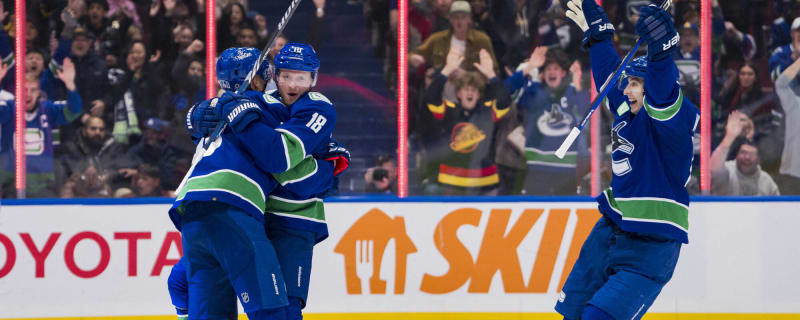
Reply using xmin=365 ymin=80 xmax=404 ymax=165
xmin=637 ymin=5 xmax=681 ymax=111
xmin=223 ymin=93 xmax=337 ymax=173
xmin=566 ymin=0 xmax=628 ymax=117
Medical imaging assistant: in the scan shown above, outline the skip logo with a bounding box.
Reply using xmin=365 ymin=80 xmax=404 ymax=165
xmin=663 ymin=34 xmax=680 ymax=51
xmin=335 ymin=207 xmax=601 ymax=295
xmin=334 ymin=209 xmax=417 ymax=294
xmin=227 ymin=103 xmax=260 ymax=123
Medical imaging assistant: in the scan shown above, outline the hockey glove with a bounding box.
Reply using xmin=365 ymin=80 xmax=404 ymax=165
xmin=568 ymin=0 xmax=614 ymax=49
xmin=186 ymin=98 xmax=221 ymax=140
xmin=322 ymin=138 xmax=351 ymax=176
xmin=218 ymin=92 xmax=264 ymax=133
xmin=636 ymin=5 xmax=678 ymax=61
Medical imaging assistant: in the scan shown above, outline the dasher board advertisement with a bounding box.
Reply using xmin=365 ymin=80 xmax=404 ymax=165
xmin=0 ymin=200 xmax=799 ymax=319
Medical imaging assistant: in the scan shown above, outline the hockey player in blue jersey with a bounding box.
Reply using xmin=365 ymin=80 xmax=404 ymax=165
xmin=169 ymin=46 xmax=346 ymax=320
xmin=556 ymin=1 xmax=699 ymax=319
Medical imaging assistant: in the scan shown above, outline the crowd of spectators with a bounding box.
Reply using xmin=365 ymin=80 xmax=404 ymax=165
xmin=398 ymin=0 xmax=799 ymax=196
xmin=0 ymin=0 xmax=328 ymax=198
xmin=4 ymin=0 xmax=800 ymax=197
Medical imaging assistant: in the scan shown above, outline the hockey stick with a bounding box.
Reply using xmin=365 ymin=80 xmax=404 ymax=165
xmin=203 ymin=0 xmax=304 ymax=149
xmin=176 ymin=0 xmax=303 ymax=193
xmin=554 ymin=0 xmax=672 ymax=159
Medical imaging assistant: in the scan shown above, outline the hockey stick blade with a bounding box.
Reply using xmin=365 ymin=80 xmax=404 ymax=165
xmin=203 ymin=0 xmax=304 ymax=149
xmin=554 ymin=0 xmax=671 ymax=159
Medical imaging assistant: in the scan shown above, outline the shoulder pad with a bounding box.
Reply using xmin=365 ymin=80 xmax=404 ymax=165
xmin=307 ymin=92 xmax=333 ymax=105
xmin=263 ymin=92 xmax=284 ymax=105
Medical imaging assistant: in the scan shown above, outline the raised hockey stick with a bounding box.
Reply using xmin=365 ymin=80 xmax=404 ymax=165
xmin=554 ymin=0 xmax=672 ymax=159
xmin=176 ymin=0 xmax=303 ymax=193
xmin=202 ymin=0 xmax=304 ymax=149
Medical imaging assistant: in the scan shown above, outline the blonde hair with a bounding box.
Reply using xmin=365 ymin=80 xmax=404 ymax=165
xmin=453 ymin=71 xmax=486 ymax=92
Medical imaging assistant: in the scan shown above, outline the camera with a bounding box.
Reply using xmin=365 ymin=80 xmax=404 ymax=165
xmin=372 ymin=168 xmax=389 ymax=181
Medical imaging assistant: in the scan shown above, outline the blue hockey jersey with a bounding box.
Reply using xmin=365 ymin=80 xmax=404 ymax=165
xmin=170 ymin=90 xmax=336 ymax=242
xmin=590 ymin=40 xmax=700 ymax=243
xmin=0 ymin=91 xmax=82 ymax=174
xmin=505 ymin=70 xmax=590 ymax=171
xmin=248 ymin=89 xmax=337 ymax=242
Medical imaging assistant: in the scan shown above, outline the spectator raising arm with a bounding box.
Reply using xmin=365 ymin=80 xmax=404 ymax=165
xmin=711 ymin=111 xmax=753 ymax=182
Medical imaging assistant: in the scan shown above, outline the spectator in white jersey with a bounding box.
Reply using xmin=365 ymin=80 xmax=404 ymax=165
xmin=711 ymin=111 xmax=780 ymax=195
xmin=773 ymin=49 xmax=800 ymax=194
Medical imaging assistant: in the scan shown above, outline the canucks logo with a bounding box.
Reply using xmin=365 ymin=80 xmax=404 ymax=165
xmin=449 ymin=122 xmax=486 ymax=153
xmin=611 ymin=121 xmax=634 ymax=154
xmin=537 ymin=102 xmax=573 ymax=137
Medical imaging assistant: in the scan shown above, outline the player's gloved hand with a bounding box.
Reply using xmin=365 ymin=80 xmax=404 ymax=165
xmin=636 ymin=4 xmax=678 ymax=61
xmin=322 ymin=138 xmax=351 ymax=176
xmin=186 ymin=98 xmax=221 ymax=140
xmin=566 ymin=0 xmax=614 ymax=49
xmin=218 ymin=92 xmax=263 ymax=133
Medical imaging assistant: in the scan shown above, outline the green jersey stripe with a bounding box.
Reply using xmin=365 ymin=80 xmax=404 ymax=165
xmin=644 ymin=88 xmax=684 ymax=121
xmin=604 ymin=189 xmax=689 ymax=231
xmin=266 ymin=196 xmax=325 ymax=223
xmin=177 ymin=170 xmax=266 ymax=212
xmin=525 ymin=148 xmax=577 ymax=166
xmin=272 ymin=156 xmax=318 ymax=185
xmin=276 ymin=128 xmax=307 ymax=171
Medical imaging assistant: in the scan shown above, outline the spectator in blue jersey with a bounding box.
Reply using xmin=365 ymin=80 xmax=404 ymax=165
xmin=0 ymin=59 xmax=82 ymax=198
xmin=767 ymin=0 xmax=800 ymax=51
xmin=769 ymin=17 xmax=800 ymax=81
xmin=505 ymin=46 xmax=590 ymax=195
xmin=59 ymin=115 xmax=127 ymax=197
xmin=423 ymin=48 xmax=511 ymax=195
xmin=557 ymin=1 xmax=700 ymax=319
xmin=711 ymin=110 xmax=780 ymax=195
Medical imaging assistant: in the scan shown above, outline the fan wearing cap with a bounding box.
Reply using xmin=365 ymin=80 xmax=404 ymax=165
xmin=409 ymin=0 xmax=498 ymax=73
xmin=770 ymin=17 xmax=800 ymax=81
xmin=674 ymin=22 xmax=700 ymax=104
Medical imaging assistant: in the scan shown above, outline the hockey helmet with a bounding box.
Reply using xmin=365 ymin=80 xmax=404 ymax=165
xmin=216 ymin=47 xmax=272 ymax=92
xmin=618 ymin=56 xmax=648 ymax=90
xmin=273 ymin=42 xmax=320 ymax=86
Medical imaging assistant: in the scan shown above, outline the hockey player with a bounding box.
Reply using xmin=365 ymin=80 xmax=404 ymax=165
xmin=167 ymin=47 xmax=337 ymax=320
xmin=169 ymin=46 xmax=345 ymax=320
xmin=556 ymin=1 xmax=699 ymax=319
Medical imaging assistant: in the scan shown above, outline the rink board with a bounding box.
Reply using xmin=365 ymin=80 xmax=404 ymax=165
xmin=0 ymin=199 xmax=799 ymax=319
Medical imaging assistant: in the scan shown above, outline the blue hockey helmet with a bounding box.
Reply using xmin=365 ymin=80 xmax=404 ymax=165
xmin=274 ymin=42 xmax=320 ymax=86
xmin=216 ymin=47 xmax=272 ymax=92
xmin=618 ymin=56 xmax=648 ymax=90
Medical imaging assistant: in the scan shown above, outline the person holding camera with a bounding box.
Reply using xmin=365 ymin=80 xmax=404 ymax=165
xmin=364 ymin=154 xmax=397 ymax=193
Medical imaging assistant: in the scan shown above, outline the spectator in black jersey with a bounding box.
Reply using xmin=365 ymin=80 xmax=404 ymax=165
xmin=60 ymin=116 xmax=126 ymax=198
xmin=423 ymin=48 xmax=511 ymax=195
xmin=105 ymin=40 xmax=170 ymax=145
